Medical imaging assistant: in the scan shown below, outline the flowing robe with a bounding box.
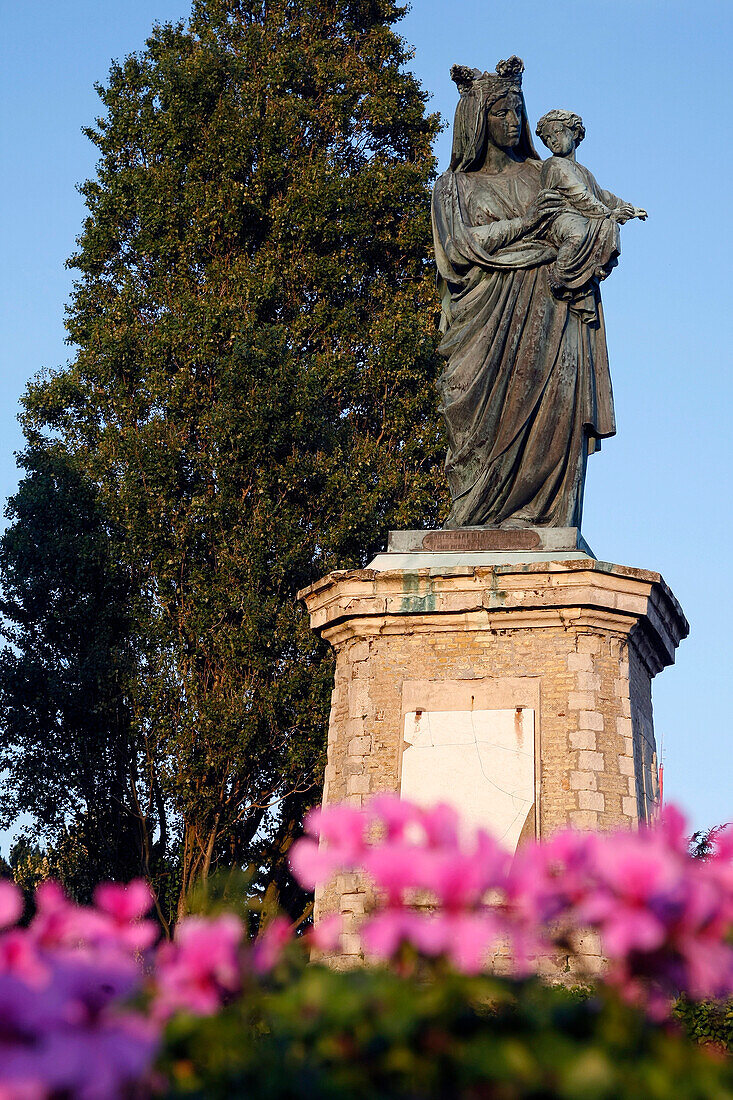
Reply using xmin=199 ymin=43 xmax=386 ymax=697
xmin=431 ymin=160 xmax=616 ymax=529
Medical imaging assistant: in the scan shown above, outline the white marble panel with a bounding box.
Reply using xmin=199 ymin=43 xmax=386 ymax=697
xmin=400 ymin=708 xmax=535 ymax=851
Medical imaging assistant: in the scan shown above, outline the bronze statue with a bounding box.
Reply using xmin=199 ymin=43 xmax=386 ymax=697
xmin=431 ymin=59 xmax=644 ymax=530
xmin=535 ymin=108 xmax=646 ymax=319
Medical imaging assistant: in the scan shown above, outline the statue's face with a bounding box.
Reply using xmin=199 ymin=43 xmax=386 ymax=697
xmin=486 ymin=93 xmax=523 ymax=149
xmin=541 ymin=120 xmax=575 ymax=157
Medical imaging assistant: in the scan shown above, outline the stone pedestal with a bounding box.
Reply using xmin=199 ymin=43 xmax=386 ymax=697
xmin=298 ymin=548 xmax=688 ymax=963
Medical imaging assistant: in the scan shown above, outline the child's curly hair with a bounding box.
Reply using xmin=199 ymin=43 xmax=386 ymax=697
xmin=536 ymin=108 xmax=586 ymax=146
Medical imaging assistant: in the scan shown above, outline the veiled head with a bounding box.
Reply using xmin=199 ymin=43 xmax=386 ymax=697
xmin=449 ymin=58 xmax=540 ymax=171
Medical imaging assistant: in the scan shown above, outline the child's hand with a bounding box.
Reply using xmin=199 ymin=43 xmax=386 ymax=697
xmin=612 ymin=201 xmax=636 ymax=224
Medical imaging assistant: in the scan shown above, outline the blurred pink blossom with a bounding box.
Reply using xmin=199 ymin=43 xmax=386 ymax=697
xmin=153 ymin=913 xmax=243 ymax=1020
xmin=94 ymin=879 xmax=153 ymax=923
xmin=308 ymin=913 xmax=342 ymax=952
xmin=291 ymin=803 xmax=369 ymax=890
xmin=0 ymin=879 xmax=160 ymax=1099
xmin=361 ymin=910 xmax=425 ymax=958
xmin=291 ymin=794 xmax=733 ymax=1014
xmin=252 ymin=916 xmax=292 ymax=974
xmin=0 ymin=790 xmax=729 ymax=1098
xmin=305 ymin=803 xmax=366 ymax=855
xmin=0 ymin=881 xmax=22 ymax=930
xmin=288 ymin=837 xmax=341 ymax=891
xmin=368 ymin=794 xmax=421 ymax=840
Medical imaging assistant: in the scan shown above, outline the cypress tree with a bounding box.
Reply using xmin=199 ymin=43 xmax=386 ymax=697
xmin=0 ymin=450 xmax=157 ymax=905
xmin=14 ymin=0 xmax=447 ymax=921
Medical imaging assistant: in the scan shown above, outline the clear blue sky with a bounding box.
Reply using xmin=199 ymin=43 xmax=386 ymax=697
xmin=1 ymin=0 xmax=731 ymax=844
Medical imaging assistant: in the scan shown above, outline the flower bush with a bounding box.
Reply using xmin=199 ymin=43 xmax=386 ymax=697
xmin=0 ymin=879 xmax=159 ymax=1099
xmin=0 ymin=797 xmax=731 ymax=1097
xmin=291 ymin=796 xmax=733 ymax=1014
xmin=0 ymin=879 xmax=256 ymax=1098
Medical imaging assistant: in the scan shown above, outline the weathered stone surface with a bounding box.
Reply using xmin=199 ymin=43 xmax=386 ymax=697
xmin=401 ymin=707 xmax=535 ymax=849
xmin=300 ymin=556 xmax=687 ymax=966
xmin=569 ymin=730 xmax=596 ymax=750
xmin=300 ymin=558 xmax=687 ymax=675
xmin=570 ymin=770 xmax=597 ymax=790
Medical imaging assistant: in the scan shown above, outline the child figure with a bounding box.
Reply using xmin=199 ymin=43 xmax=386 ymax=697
xmin=535 ymin=109 xmax=647 ymax=305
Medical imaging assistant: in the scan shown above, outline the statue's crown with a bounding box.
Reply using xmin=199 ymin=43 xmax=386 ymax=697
xmin=451 ymin=57 xmax=524 ymax=98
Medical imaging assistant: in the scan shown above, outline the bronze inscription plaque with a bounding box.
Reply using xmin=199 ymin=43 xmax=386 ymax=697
xmin=422 ymin=529 xmax=541 ymax=552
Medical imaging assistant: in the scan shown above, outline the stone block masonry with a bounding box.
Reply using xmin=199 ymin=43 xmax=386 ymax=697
xmin=299 ymin=555 xmax=688 ymax=968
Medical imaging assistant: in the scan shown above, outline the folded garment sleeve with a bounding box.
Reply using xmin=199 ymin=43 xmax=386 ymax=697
xmin=541 ymin=157 xmax=613 ymax=218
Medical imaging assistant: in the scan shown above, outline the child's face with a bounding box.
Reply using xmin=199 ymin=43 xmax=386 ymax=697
xmin=542 ymin=121 xmax=575 ymax=157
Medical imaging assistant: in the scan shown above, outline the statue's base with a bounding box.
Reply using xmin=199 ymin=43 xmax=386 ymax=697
xmin=371 ymin=526 xmax=594 ymax=570
xmin=299 ymin=550 xmax=688 ymax=967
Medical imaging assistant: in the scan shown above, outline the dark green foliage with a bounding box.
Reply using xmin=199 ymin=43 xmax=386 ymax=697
xmin=159 ymin=963 xmax=733 ymax=1098
xmin=0 ymin=449 xmax=150 ymax=902
xmin=676 ymin=996 xmax=733 ymax=1053
xmin=9 ymin=0 xmax=446 ymax=921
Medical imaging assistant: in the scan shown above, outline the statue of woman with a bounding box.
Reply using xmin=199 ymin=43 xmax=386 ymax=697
xmin=431 ymin=58 xmax=616 ymax=529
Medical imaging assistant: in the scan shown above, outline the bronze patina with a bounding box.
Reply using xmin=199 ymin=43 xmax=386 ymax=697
xmin=432 ymin=58 xmax=644 ymax=529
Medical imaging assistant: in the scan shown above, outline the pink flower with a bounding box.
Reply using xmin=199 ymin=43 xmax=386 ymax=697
xmin=361 ymin=910 xmax=423 ymax=958
xmin=683 ymin=937 xmax=733 ymax=1001
xmin=360 ymin=908 xmax=500 ymax=973
xmin=0 ymin=881 xmax=22 ymax=930
xmin=417 ymin=835 xmax=507 ymax=909
xmin=406 ymin=913 xmax=451 ymax=956
xmin=305 ymin=804 xmax=366 ymax=856
xmin=94 ymin=880 xmax=153 ymax=923
xmin=444 ymin=912 xmax=502 ymax=974
xmin=30 ymin=881 xmax=81 ymax=947
xmin=0 ymin=1008 xmax=158 ymax=1100
xmin=363 ymin=843 xmax=426 ymax=904
xmin=656 ymin=804 xmax=689 ymax=854
xmin=308 ymin=913 xmax=342 ymax=952
xmin=594 ymin=835 xmax=678 ymax=902
xmin=93 ymin=880 xmax=158 ymax=953
xmin=289 ymin=838 xmax=341 ymax=891
xmin=598 ymin=904 xmax=667 ymax=958
xmin=152 ymin=913 xmax=243 ymax=1020
xmin=291 ymin=794 xmax=733 ymax=1014
xmin=290 ymin=803 xmax=369 ymax=891
xmin=509 ymin=830 xmax=606 ymax=960
xmin=418 ymin=802 xmax=461 ymax=848
xmin=0 ymin=940 xmax=157 ymax=1099
xmin=0 ymin=930 xmax=48 ymax=986
xmin=368 ymin=795 xmax=420 ymax=840
xmin=0 ymin=1083 xmax=45 ymax=1100
xmin=30 ymin=881 xmax=112 ymax=952
xmin=252 ymin=916 xmax=292 ymax=973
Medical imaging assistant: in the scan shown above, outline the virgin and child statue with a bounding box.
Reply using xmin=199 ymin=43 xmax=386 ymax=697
xmin=432 ymin=57 xmax=644 ymax=530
